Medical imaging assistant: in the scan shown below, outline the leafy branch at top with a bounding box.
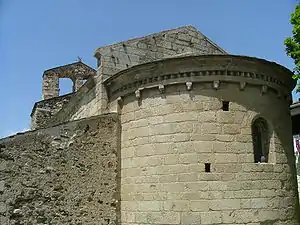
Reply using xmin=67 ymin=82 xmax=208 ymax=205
xmin=285 ymin=3 xmax=300 ymax=91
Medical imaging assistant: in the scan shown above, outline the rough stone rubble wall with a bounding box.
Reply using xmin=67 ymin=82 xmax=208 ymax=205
xmin=44 ymin=77 xmax=97 ymax=128
xmin=0 ymin=114 xmax=120 ymax=225
xmin=31 ymin=94 xmax=73 ymax=130
xmin=42 ymin=71 xmax=59 ymax=100
xmin=118 ymin=83 xmax=299 ymax=225
xmin=42 ymin=62 xmax=96 ymax=100
xmin=66 ymin=26 xmax=227 ymax=123
xmin=30 ymin=62 xmax=97 ymax=130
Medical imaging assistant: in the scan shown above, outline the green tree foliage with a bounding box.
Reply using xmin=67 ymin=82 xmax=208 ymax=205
xmin=285 ymin=3 xmax=300 ymax=91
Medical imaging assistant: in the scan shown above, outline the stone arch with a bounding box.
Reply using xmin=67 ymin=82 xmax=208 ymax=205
xmin=42 ymin=62 xmax=96 ymax=100
xmin=251 ymin=117 xmax=270 ymax=163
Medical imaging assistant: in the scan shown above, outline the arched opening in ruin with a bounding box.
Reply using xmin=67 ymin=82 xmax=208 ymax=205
xmin=59 ymin=78 xmax=74 ymax=96
xmin=252 ymin=117 xmax=270 ymax=163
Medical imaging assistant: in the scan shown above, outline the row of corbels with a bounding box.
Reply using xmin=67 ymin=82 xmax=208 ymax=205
xmin=116 ymin=81 xmax=281 ymax=105
xmin=212 ymin=81 xmax=271 ymax=96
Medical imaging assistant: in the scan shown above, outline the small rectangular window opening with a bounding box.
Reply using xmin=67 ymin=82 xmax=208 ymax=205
xmin=222 ymin=101 xmax=229 ymax=111
xmin=205 ymin=163 xmax=211 ymax=172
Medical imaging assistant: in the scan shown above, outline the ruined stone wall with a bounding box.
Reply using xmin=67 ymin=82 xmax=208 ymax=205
xmin=115 ymin=83 xmax=299 ymax=225
xmin=46 ymin=77 xmax=96 ymax=127
xmin=29 ymin=62 xmax=97 ymax=129
xmin=43 ymin=70 xmax=104 ymax=127
xmin=0 ymin=114 xmax=120 ymax=225
xmin=95 ymin=26 xmax=226 ymax=79
xmin=31 ymin=93 xmax=73 ymax=130
xmin=42 ymin=62 xmax=96 ymax=100
xmin=69 ymin=75 xmax=104 ymax=121
xmin=42 ymin=71 xmax=59 ymax=100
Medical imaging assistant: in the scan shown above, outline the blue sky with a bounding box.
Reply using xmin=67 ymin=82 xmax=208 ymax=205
xmin=0 ymin=0 xmax=299 ymax=138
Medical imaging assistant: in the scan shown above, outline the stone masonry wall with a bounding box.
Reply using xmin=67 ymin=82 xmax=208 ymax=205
xmin=42 ymin=62 xmax=96 ymax=100
xmin=42 ymin=71 xmax=59 ymax=100
xmin=65 ymin=26 xmax=227 ymax=125
xmin=0 ymin=113 xmax=121 ymax=225
xmin=69 ymin=75 xmax=102 ymax=122
xmin=42 ymin=26 xmax=227 ymax=126
xmin=31 ymin=93 xmax=73 ymax=130
xmin=117 ymin=83 xmax=299 ymax=225
xmin=95 ymin=26 xmax=227 ymax=79
xmin=46 ymin=77 xmax=96 ymax=128
xmin=44 ymin=70 xmax=102 ymax=127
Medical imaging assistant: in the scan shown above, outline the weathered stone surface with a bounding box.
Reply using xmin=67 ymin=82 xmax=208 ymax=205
xmin=31 ymin=93 xmax=73 ymax=130
xmin=105 ymin=52 xmax=299 ymax=224
xmin=117 ymin=84 xmax=299 ymax=224
xmin=11 ymin=25 xmax=300 ymax=225
xmin=95 ymin=26 xmax=226 ymax=79
xmin=0 ymin=113 xmax=120 ymax=225
xmin=42 ymin=26 xmax=227 ymax=125
xmin=42 ymin=61 xmax=96 ymax=100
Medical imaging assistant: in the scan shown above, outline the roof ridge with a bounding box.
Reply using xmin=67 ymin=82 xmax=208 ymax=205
xmin=94 ymin=25 xmax=227 ymax=56
xmin=43 ymin=61 xmax=96 ymax=74
xmin=184 ymin=26 xmax=227 ymax=54
xmin=94 ymin=25 xmax=197 ymax=54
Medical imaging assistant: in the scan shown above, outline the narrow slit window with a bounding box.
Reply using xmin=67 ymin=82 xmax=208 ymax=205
xmin=222 ymin=101 xmax=229 ymax=111
xmin=205 ymin=163 xmax=211 ymax=172
xmin=252 ymin=117 xmax=269 ymax=163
